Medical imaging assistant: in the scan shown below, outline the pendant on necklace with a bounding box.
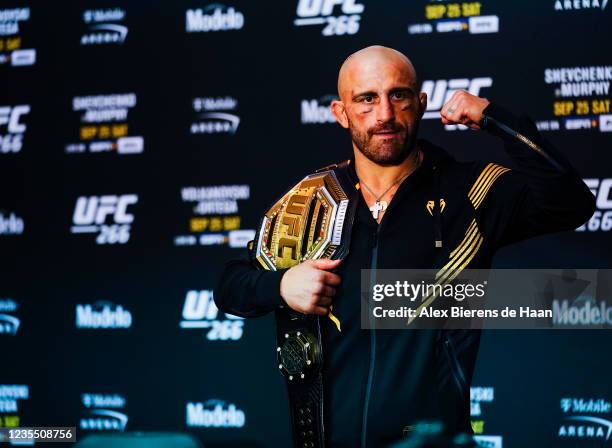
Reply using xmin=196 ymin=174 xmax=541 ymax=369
xmin=370 ymin=200 xmax=388 ymax=220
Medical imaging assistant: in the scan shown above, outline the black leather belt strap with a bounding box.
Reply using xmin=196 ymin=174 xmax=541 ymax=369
xmin=275 ymin=309 xmax=325 ymax=448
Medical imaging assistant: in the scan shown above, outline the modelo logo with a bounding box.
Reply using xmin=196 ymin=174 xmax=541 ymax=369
xmin=553 ymin=297 xmax=612 ymax=326
xmin=0 ymin=105 xmax=30 ymax=153
xmin=0 ymin=212 xmax=24 ymax=235
xmin=301 ymin=95 xmax=337 ymax=124
xmin=76 ymin=302 xmax=133 ymax=329
xmin=186 ymin=400 xmax=245 ymax=428
xmin=186 ymin=4 xmax=244 ymax=33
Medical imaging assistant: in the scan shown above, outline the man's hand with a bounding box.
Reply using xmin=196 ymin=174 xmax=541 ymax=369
xmin=280 ymin=258 xmax=343 ymax=316
xmin=440 ymin=90 xmax=490 ymax=130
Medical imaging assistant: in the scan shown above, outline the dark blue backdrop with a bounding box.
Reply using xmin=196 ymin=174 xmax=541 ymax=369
xmin=1 ymin=1 xmax=611 ymax=447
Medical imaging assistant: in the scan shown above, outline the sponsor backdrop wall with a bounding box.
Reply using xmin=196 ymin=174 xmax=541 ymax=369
xmin=1 ymin=1 xmax=611 ymax=447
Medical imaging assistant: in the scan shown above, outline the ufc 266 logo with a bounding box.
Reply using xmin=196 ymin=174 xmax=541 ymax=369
xmin=421 ymin=78 xmax=493 ymax=130
xmin=295 ymin=0 xmax=365 ymax=36
xmin=180 ymin=290 xmax=244 ymax=341
xmin=71 ymin=194 xmax=138 ymax=244
xmin=0 ymin=105 xmax=30 ymax=153
xmin=577 ymin=179 xmax=612 ymax=232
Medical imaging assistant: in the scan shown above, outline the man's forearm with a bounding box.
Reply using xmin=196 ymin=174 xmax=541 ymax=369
xmin=481 ymin=102 xmax=570 ymax=174
xmin=214 ymin=258 xmax=287 ymax=318
xmin=476 ymin=102 xmax=596 ymax=245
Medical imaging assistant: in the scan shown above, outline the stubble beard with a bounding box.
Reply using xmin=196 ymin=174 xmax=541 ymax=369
xmin=349 ymin=118 xmax=418 ymax=166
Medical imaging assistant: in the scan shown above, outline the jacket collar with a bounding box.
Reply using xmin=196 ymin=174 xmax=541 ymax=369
xmin=343 ymin=139 xmax=451 ymax=246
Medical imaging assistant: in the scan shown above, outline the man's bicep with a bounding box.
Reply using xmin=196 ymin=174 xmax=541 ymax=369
xmin=474 ymin=170 xmax=533 ymax=248
xmin=475 ymin=168 xmax=593 ymax=249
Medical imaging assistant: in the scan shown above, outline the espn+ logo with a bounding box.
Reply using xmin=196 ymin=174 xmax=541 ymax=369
xmin=0 ymin=105 xmax=30 ymax=153
xmin=71 ymin=194 xmax=138 ymax=244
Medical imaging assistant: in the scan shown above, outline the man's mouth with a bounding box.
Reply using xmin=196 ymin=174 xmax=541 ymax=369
xmin=373 ymin=130 xmax=399 ymax=136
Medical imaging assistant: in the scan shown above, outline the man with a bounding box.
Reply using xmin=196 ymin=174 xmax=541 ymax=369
xmin=214 ymin=46 xmax=595 ymax=447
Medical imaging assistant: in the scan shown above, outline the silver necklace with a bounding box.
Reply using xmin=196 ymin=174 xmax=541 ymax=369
xmin=359 ymin=173 xmax=409 ymax=220
xmin=358 ymin=150 xmax=421 ymax=220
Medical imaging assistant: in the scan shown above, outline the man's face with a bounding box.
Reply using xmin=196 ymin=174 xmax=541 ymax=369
xmin=338 ymin=60 xmax=424 ymax=165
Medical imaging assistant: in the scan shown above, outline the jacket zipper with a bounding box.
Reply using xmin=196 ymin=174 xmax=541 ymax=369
xmin=444 ymin=336 xmax=468 ymax=400
xmin=361 ymin=228 xmax=379 ymax=448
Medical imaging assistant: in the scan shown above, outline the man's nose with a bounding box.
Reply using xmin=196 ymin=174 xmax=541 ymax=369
xmin=376 ymin=96 xmax=395 ymax=123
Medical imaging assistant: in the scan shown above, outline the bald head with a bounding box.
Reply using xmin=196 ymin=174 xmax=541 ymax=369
xmin=330 ymin=45 xmax=426 ymax=166
xmin=337 ymin=45 xmax=418 ymax=101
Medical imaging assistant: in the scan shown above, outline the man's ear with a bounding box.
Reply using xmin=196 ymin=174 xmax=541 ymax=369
xmin=331 ymin=100 xmax=349 ymax=129
xmin=418 ymin=92 xmax=427 ymax=119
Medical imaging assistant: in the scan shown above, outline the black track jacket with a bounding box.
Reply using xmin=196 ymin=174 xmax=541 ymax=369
xmin=214 ymin=103 xmax=595 ymax=447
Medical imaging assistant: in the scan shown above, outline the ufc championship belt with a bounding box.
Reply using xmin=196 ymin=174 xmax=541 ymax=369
xmin=248 ymin=160 xmax=359 ymax=448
